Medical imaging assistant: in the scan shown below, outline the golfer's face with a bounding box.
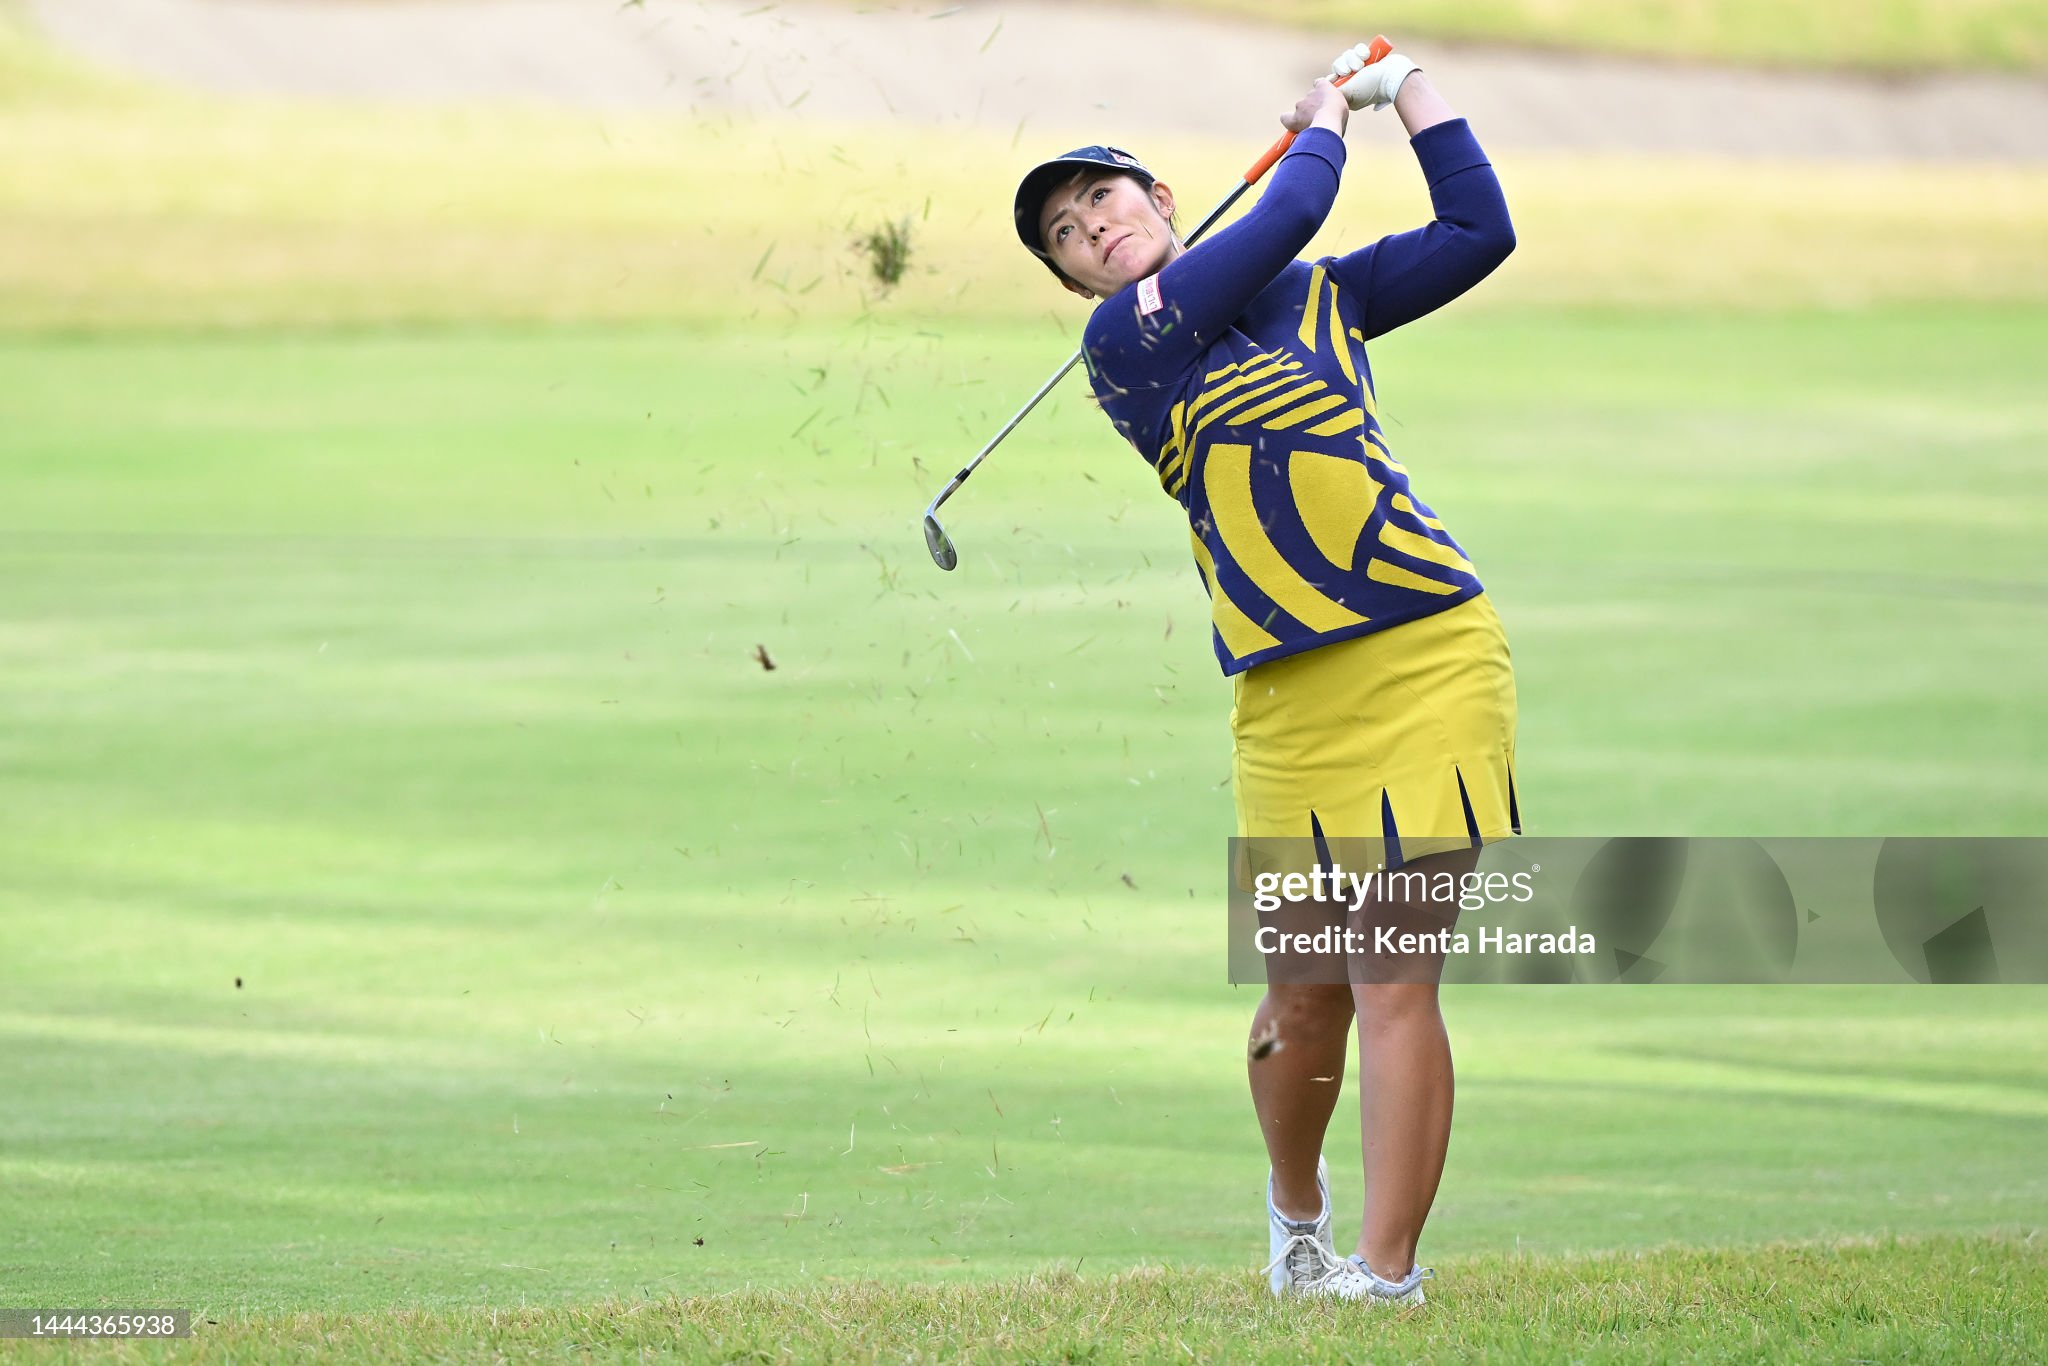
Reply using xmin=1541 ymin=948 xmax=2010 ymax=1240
xmin=1040 ymin=172 xmax=1173 ymax=298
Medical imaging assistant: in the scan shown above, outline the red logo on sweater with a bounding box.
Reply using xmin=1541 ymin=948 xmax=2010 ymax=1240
xmin=1137 ymin=275 xmax=1163 ymax=316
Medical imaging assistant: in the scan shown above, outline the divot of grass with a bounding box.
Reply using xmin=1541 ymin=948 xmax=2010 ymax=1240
xmin=856 ymin=216 xmax=916 ymax=292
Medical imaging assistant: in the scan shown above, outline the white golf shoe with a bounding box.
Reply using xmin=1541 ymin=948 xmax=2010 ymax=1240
xmin=1264 ymin=1156 xmax=1347 ymax=1297
xmin=1341 ymin=1255 xmax=1434 ymax=1306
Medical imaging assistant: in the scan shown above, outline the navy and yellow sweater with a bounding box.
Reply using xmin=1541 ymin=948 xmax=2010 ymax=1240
xmin=1081 ymin=121 xmax=1514 ymax=675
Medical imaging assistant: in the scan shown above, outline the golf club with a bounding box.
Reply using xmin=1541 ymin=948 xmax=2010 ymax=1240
xmin=921 ymin=35 xmax=1393 ymax=571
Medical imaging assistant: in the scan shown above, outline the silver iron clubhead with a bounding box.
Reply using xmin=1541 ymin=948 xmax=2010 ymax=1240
xmin=923 ymin=513 xmax=958 ymax=571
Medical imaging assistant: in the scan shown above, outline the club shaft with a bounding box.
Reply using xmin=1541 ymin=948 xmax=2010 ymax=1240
xmin=925 ymin=349 xmax=1081 ymax=518
xmin=922 ymin=177 xmax=1255 ymax=522
xmin=1181 ymin=179 xmax=1256 ymax=249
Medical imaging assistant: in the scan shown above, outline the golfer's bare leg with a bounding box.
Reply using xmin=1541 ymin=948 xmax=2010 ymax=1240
xmin=1248 ymin=983 xmax=1353 ymax=1220
xmin=1352 ymin=981 xmax=1454 ymax=1277
xmin=1349 ymin=845 xmax=1478 ymax=1279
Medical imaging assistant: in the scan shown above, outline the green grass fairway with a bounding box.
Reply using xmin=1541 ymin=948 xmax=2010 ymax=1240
xmin=3 ymin=307 xmax=2045 ymax=1339
xmin=51 ymin=1239 xmax=2048 ymax=1362
xmin=5 ymin=9 xmax=2044 ymax=1358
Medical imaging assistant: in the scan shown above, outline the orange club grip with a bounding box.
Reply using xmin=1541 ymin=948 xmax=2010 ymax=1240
xmin=1241 ymin=35 xmax=1393 ymax=185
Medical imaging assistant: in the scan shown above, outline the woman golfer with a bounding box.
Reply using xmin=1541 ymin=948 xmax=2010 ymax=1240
xmin=1013 ymin=47 xmax=1518 ymax=1303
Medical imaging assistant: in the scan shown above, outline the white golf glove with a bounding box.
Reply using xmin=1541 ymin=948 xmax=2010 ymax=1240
xmin=1331 ymin=43 xmax=1419 ymax=111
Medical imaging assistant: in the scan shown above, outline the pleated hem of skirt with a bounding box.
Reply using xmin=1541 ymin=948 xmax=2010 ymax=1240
xmin=1237 ymin=750 xmax=1522 ymax=876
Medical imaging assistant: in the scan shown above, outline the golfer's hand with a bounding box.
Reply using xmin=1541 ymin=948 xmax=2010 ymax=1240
xmin=1282 ymin=77 xmax=1349 ymax=136
xmin=1331 ymin=42 xmax=1420 ymax=111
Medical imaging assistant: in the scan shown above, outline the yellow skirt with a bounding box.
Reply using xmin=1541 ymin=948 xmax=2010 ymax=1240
xmin=1231 ymin=592 xmax=1520 ymax=876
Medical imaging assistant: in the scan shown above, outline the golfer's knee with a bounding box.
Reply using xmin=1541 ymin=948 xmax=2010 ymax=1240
xmin=1355 ymin=982 xmax=1440 ymax=1034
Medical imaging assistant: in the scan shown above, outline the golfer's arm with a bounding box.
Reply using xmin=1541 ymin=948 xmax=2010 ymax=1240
xmin=1089 ymin=131 xmax=1344 ymax=379
xmin=1328 ymin=118 xmax=1514 ymax=341
xmin=1391 ymin=71 xmax=1456 ymax=138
